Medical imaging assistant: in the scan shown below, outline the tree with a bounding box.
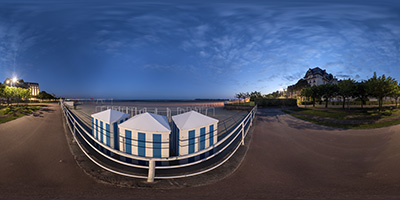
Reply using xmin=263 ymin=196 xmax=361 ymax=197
xmin=354 ymin=81 xmax=369 ymax=109
xmin=249 ymin=91 xmax=262 ymax=101
xmin=21 ymin=88 xmax=31 ymax=100
xmin=319 ymin=84 xmax=338 ymax=108
xmin=245 ymin=92 xmax=251 ymax=102
xmin=3 ymin=86 xmax=17 ymax=106
xmin=38 ymin=91 xmax=55 ymax=100
xmin=235 ymin=93 xmax=241 ymax=103
xmin=338 ymin=79 xmax=356 ymax=109
xmin=0 ymin=83 xmax=5 ymax=98
xmin=300 ymin=85 xmax=321 ymax=107
xmin=366 ymin=72 xmax=398 ymax=111
xmin=287 ymin=79 xmax=309 ymax=97
xmin=391 ymin=83 xmax=400 ymax=108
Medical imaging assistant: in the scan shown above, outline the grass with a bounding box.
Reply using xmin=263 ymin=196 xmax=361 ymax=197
xmin=0 ymin=105 xmax=46 ymax=123
xmin=283 ymin=107 xmax=400 ymax=129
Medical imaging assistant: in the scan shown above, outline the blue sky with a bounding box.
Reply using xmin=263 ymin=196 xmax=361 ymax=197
xmin=0 ymin=0 xmax=399 ymax=99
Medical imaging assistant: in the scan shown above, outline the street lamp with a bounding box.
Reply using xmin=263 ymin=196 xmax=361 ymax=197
xmin=11 ymin=77 xmax=17 ymax=87
xmin=6 ymin=80 xmax=10 ymax=85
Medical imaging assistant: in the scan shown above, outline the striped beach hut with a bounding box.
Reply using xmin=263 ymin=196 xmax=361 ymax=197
xmin=171 ymin=111 xmax=218 ymax=156
xmin=91 ymin=109 xmax=130 ymax=150
xmin=118 ymin=112 xmax=171 ymax=158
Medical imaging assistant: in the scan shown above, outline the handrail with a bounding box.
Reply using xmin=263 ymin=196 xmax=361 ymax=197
xmin=60 ymin=100 xmax=257 ymax=182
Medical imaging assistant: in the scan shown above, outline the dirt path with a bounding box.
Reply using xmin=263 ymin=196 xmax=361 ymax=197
xmin=1 ymin=106 xmax=400 ymax=199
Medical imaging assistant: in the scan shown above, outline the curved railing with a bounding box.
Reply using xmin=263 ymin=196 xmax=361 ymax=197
xmin=61 ymin=101 xmax=257 ymax=182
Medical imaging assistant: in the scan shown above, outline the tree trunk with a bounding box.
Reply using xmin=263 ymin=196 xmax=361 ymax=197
xmin=361 ymin=99 xmax=364 ymax=109
xmin=379 ymin=98 xmax=382 ymax=111
xmin=312 ymin=97 xmax=315 ymax=107
xmin=325 ymin=98 xmax=328 ymax=108
xmin=342 ymin=96 xmax=346 ymax=109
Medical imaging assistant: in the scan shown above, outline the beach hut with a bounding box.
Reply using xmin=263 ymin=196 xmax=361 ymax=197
xmin=118 ymin=112 xmax=171 ymax=158
xmin=171 ymin=111 xmax=218 ymax=156
xmin=91 ymin=109 xmax=130 ymax=150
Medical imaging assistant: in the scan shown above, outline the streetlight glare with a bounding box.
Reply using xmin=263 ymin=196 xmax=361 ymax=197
xmin=6 ymin=80 xmax=10 ymax=84
xmin=12 ymin=77 xmax=17 ymax=83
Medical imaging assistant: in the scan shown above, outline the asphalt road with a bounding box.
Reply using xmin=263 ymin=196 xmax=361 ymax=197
xmin=1 ymin=104 xmax=400 ymax=199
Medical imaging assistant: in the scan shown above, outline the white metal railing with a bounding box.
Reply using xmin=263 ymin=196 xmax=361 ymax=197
xmin=61 ymin=100 xmax=257 ymax=182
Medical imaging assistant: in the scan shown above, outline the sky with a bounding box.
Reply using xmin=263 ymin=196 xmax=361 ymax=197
xmin=0 ymin=0 xmax=399 ymax=99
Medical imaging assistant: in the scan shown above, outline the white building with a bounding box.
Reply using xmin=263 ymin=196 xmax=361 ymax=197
xmin=91 ymin=109 xmax=130 ymax=150
xmin=304 ymin=67 xmax=338 ymax=86
xmin=118 ymin=112 xmax=171 ymax=158
xmin=171 ymin=111 xmax=218 ymax=156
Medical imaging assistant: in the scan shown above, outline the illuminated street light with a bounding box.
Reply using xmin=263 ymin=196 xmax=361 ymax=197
xmin=12 ymin=77 xmax=17 ymax=83
xmin=6 ymin=80 xmax=10 ymax=84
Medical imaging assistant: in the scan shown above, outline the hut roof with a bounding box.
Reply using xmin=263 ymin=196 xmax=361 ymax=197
xmin=172 ymin=111 xmax=218 ymax=130
xmin=119 ymin=112 xmax=170 ymax=133
xmin=91 ymin=109 xmax=130 ymax=123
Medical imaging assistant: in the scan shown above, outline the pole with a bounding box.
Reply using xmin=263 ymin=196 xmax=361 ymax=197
xmin=241 ymin=122 xmax=245 ymax=146
xmin=147 ymin=160 xmax=156 ymax=182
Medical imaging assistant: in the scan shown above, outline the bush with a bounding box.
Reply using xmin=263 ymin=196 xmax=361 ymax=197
xmin=255 ymin=98 xmax=297 ymax=107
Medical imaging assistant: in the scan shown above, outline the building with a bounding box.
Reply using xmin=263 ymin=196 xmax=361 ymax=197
xmin=118 ymin=112 xmax=171 ymax=158
xmin=26 ymin=82 xmax=39 ymax=96
xmin=171 ymin=111 xmax=218 ymax=156
xmin=287 ymin=67 xmax=339 ymax=98
xmin=91 ymin=109 xmax=130 ymax=150
xmin=3 ymin=78 xmax=39 ymax=96
xmin=304 ymin=67 xmax=338 ymax=86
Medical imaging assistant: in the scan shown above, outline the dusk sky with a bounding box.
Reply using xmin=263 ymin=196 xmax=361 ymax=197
xmin=1 ymin=0 xmax=399 ymax=99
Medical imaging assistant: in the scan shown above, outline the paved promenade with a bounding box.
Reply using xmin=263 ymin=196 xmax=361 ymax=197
xmin=1 ymin=105 xmax=400 ymax=199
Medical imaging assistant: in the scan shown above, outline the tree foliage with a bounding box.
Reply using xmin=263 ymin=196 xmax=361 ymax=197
xmin=338 ymin=79 xmax=356 ymax=109
xmin=1 ymin=86 xmax=30 ymax=105
xmin=319 ymin=84 xmax=338 ymax=108
xmin=366 ymin=72 xmax=398 ymax=111
xmin=249 ymin=91 xmax=262 ymax=101
xmin=354 ymin=81 xmax=369 ymax=109
xmin=300 ymin=85 xmax=321 ymax=107
xmin=37 ymin=91 xmax=55 ymax=100
xmin=391 ymin=83 xmax=400 ymax=108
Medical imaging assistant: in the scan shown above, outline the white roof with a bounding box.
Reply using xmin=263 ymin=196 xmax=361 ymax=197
xmin=172 ymin=111 xmax=219 ymax=130
xmin=91 ymin=109 xmax=130 ymax=123
xmin=119 ymin=112 xmax=171 ymax=133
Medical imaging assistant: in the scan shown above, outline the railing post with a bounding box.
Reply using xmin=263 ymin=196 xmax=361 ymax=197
xmin=73 ymin=119 xmax=76 ymax=135
xmin=250 ymin=111 xmax=253 ymax=127
xmin=241 ymin=122 xmax=245 ymax=146
xmin=147 ymin=159 xmax=156 ymax=182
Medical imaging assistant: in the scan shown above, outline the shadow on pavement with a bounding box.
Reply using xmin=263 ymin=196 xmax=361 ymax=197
xmin=32 ymin=108 xmax=55 ymax=117
xmin=256 ymin=108 xmax=340 ymax=131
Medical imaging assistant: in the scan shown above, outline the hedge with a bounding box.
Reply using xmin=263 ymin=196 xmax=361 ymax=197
xmin=255 ymin=98 xmax=297 ymax=107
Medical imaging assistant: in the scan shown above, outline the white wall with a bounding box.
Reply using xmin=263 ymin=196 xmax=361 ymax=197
xmin=178 ymin=122 xmax=218 ymax=156
xmin=119 ymin=127 xmax=170 ymax=158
